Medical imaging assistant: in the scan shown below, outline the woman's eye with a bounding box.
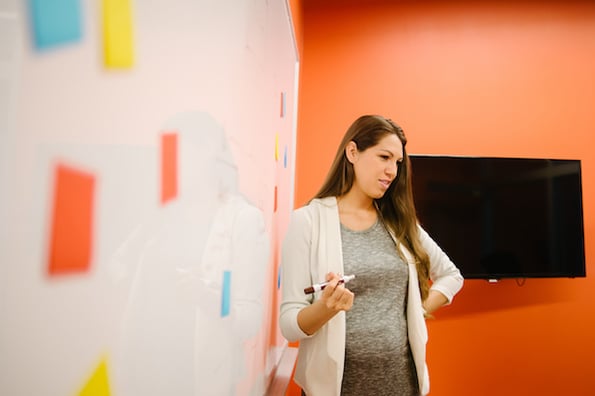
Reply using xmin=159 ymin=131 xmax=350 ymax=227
xmin=380 ymin=155 xmax=389 ymax=160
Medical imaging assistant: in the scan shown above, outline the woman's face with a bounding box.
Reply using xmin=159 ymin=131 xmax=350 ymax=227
xmin=349 ymin=133 xmax=403 ymax=199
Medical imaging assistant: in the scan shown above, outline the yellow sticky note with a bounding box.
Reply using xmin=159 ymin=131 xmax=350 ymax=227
xmin=275 ymin=134 xmax=279 ymax=161
xmin=102 ymin=0 xmax=134 ymax=68
xmin=79 ymin=357 xmax=111 ymax=396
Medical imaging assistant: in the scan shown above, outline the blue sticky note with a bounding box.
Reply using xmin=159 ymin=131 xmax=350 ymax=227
xmin=283 ymin=146 xmax=288 ymax=169
xmin=221 ymin=271 xmax=231 ymax=317
xmin=29 ymin=0 xmax=82 ymax=50
xmin=277 ymin=267 xmax=281 ymax=289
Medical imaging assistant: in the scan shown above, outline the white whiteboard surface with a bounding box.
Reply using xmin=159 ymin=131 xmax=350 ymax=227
xmin=0 ymin=1 xmax=297 ymax=395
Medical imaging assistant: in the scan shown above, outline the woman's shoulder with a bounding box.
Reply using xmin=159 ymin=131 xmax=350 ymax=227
xmin=416 ymin=223 xmax=430 ymax=240
xmin=290 ymin=196 xmax=337 ymax=225
xmin=304 ymin=196 xmax=337 ymax=209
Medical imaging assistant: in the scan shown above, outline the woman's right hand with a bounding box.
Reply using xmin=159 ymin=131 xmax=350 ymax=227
xmin=297 ymin=272 xmax=354 ymax=335
xmin=318 ymin=272 xmax=354 ymax=312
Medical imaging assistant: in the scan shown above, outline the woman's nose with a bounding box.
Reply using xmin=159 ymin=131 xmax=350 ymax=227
xmin=386 ymin=162 xmax=397 ymax=177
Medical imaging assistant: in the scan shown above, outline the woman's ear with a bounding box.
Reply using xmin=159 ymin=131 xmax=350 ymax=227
xmin=345 ymin=141 xmax=358 ymax=164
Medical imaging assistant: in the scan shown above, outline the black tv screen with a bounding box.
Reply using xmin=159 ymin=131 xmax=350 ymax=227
xmin=409 ymin=155 xmax=586 ymax=279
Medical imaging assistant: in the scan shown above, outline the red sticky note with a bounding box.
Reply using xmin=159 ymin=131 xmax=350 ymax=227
xmin=273 ymin=185 xmax=278 ymax=213
xmin=161 ymin=132 xmax=178 ymax=204
xmin=48 ymin=163 xmax=95 ymax=276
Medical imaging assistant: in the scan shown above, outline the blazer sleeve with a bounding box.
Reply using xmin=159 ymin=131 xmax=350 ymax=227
xmin=418 ymin=225 xmax=464 ymax=304
xmin=279 ymin=207 xmax=315 ymax=342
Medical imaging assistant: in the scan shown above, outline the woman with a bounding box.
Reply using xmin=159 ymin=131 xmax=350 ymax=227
xmin=279 ymin=115 xmax=464 ymax=395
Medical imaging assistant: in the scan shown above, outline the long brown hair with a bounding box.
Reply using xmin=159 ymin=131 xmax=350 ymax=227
xmin=313 ymin=115 xmax=430 ymax=301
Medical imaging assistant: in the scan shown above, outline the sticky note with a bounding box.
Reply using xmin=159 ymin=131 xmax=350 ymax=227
xmin=280 ymin=92 xmax=286 ymax=118
xmin=160 ymin=132 xmax=178 ymax=204
xmin=29 ymin=0 xmax=83 ymax=50
xmin=48 ymin=163 xmax=95 ymax=276
xmin=79 ymin=357 xmax=111 ymax=396
xmin=274 ymin=134 xmax=279 ymax=161
xmin=102 ymin=0 xmax=134 ymax=68
xmin=268 ymin=267 xmax=280 ymax=347
xmin=284 ymin=145 xmax=288 ymax=168
xmin=273 ymin=186 xmax=278 ymax=213
xmin=221 ymin=271 xmax=231 ymax=317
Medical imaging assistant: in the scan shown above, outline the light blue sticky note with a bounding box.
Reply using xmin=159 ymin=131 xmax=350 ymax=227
xmin=221 ymin=271 xmax=231 ymax=317
xmin=277 ymin=267 xmax=281 ymax=289
xmin=29 ymin=0 xmax=82 ymax=50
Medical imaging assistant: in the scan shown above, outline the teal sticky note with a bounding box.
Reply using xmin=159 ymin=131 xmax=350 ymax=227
xmin=29 ymin=0 xmax=82 ymax=50
xmin=221 ymin=271 xmax=231 ymax=317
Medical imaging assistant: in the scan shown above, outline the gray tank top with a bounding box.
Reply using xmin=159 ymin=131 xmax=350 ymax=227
xmin=340 ymin=219 xmax=419 ymax=396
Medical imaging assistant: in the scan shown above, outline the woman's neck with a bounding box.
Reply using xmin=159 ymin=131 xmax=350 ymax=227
xmin=337 ymin=192 xmax=377 ymax=231
xmin=337 ymin=190 xmax=375 ymax=212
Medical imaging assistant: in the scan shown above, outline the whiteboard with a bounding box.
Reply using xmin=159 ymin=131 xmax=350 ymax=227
xmin=0 ymin=0 xmax=298 ymax=395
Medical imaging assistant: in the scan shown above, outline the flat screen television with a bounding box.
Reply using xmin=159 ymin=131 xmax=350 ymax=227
xmin=409 ymin=155 xmax=586 ymax=280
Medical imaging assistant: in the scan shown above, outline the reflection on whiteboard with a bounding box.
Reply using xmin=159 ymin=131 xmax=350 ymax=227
xmin=111 ymin=112 xmax=270 ymax=395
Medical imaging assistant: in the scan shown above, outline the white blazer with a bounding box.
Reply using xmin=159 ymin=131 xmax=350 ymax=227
xmin=279 ymin=197 xmax=464 ymax=396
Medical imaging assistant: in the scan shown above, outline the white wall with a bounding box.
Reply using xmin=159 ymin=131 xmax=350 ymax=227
xmin=0 ymin=0 xmax=297 ymax=395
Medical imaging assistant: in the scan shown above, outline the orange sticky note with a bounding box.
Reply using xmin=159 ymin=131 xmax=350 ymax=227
xmin=161 ymin=132 xmax=178 ymax=204
xmin=102 ymin=0 xmax=134 ymax=68
xmin=79 ymin=357 xmax=111 ymax=396
xmin=269 ymin=244 xmax=280 ymax=348
xmin=47 ymin=163 xmax=95 ymax=276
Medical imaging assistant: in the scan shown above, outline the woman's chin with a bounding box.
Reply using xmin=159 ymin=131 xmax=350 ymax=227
xmin=370 ymin=190 xmax=387 ymax=199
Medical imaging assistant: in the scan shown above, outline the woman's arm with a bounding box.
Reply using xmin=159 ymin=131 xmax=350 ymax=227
xmin=279 ymin=209 xmax=317 ymax=341
xmin=418 ymin=225 xmax=464 ymax=310
xmin=279 ymin=208 xmax=354 ymax=340
xmin=422 ymin=289 xmax=449 ymax=317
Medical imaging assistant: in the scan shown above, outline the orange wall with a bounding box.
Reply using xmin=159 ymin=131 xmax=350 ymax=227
xmin=293 ymin=0 xmax=595 ymax=395
xmin=288 ymin=0 xmax=304 ymax=62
